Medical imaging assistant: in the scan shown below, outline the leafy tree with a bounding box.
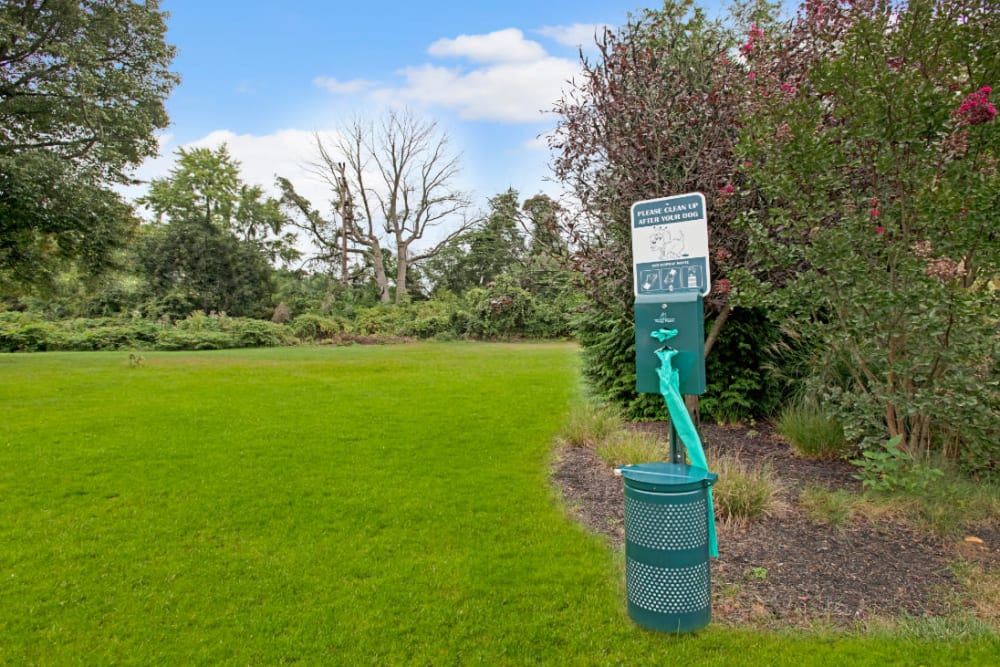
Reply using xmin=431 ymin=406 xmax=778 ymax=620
xmin=550 ymin=0 xmax=778 ymax=417
xmin=0 ymin=151 xmax=138 ymax=292
xmin=137 ymin=221 xmax=272 ymax=318
xmin=521 ymin=194 xmax=567 ymax=260
xmin=143 ymin=145 xmax=298 ymax=265
xmin=137 ymin=146 xmax=286 ymax=317
xmin=0 ymin=0 xmax=178 ymax=288
xmin=425 ymin=188 xmax=525 ymax=294
xmin=737 ymin=0 xmax=1000 ymax=472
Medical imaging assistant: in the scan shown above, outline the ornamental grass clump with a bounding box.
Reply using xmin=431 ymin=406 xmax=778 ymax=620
xmin=560 ymin=402 xmax=622 ymax=448
xmin=595 ymin=430 xmax=666 ymax=467
xmin=711 ymin=452 xmax=781 ymax=526
xmin=776 ymin=403 xmax=849 ymax=460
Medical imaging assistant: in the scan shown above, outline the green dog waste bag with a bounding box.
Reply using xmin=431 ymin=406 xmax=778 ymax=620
xmin=651 ymin=329 xmax=718 ymax=558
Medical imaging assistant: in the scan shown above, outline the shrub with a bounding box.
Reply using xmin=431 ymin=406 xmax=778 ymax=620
xmin=776 ymin=403 xmax=849 ymax=460
xmin=271 ymin=302 xmax=291 ymax=324
xmin=224 ymin=319 xmax=290 ymax=348
xmin=353 ymin=304 xmax=415 ymax=336
xmin=289 ymin=313 xmax=349 ymax=341
xmin=701 ymin=309 xmax=786 ymax=424
xmin=574 ymin=304 xmax=669 ymax=421
xmin=399 ymin=300 xmax=461 ymax=339
xmin=155 ymin=329 xmax=234 ymax=351
xmin=711 ymin=452 xmax=781 ymax=526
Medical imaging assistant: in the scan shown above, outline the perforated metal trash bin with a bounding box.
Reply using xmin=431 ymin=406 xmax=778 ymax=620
xmin=619 ymin=462 xmax=717 ymax=633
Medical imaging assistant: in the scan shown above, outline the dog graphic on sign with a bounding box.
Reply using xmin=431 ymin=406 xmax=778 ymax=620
xmin=649 ymin=227 xmax=686 ymax=259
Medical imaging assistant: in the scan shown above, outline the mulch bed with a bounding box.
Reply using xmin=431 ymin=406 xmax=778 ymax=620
xmin=551 ymin=422 xmax=1000 ymax=627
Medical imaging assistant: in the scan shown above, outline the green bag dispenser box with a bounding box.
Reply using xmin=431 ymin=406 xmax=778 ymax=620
xmin=635 ymin=293 xmax=705 ymax=396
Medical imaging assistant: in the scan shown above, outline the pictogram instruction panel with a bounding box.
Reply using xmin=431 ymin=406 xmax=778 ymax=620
xmin=631 ymin=193 xmax=710 ymax=297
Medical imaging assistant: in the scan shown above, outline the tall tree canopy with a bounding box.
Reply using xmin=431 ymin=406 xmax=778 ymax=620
xmin=0 ymin=0 xmax=177 ymax=291
xmin=137 ymin=146 xmax=285 ymax=318
xmin=424 ymin=189 xmax=525 ymax=295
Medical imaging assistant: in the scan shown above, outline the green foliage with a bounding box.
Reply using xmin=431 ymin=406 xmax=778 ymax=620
xmin=138 ymin=220 xmax=274 ymax=318
xmin=140 ymin=145 xmax=298 ymax=265
xmin=737 ymin=0 xmax=1000 ymax=475
xmin=0 ymin=313 xmax=289 ymax=352
xmin=0 ymin=0 xmax=177 ymax=288
xmin=424 ymin=188 xmax=526 ymax=294
xmin=288 ymin=313 xmax=350 ymax=341
xmin=135 ymin=145 xmax=297 ymax=318
xmin=0 ymin=152 xmax=140 ymax=293
xmin=574 ymin=302 xmax=669 ymax=420
xmin=701 ymin=309 xmax=786 ymax=423
xmin=777 ymin=403 xmax=849 ymax=461
xmin=853 ymin=435 xmax=944 ymax=494
xmin=711 ymin=452 xmax=781 ymax=525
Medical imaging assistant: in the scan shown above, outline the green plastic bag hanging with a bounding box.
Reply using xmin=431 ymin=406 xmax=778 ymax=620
xmin=651 ymin=329 xmax=718 ymax=558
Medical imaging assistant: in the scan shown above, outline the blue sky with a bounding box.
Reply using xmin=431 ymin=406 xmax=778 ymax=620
xmin=133 ymin=0 xmax=661 ymax=218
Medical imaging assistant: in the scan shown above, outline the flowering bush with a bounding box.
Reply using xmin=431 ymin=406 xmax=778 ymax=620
xmin=736 ymin=0 xmax=1000 ymax=474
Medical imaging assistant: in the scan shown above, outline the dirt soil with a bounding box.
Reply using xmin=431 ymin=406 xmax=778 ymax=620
xmin=552 ymin=422 xmax=1000 ymax=628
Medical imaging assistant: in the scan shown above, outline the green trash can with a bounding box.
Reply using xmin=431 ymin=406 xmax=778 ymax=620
xmin=619 ymin=462 xmax=717 ymax=633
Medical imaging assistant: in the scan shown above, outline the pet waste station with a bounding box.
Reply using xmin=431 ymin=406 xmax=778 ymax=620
xmin=618 ymin=192 xmax=719 ymax=634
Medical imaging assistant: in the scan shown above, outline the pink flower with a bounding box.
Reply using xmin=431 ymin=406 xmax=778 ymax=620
xmin=870 ymin=209 xmax=880 ymax=217
xmin=875 ymin=226 xmax=885 ymax=235
xmin=719 ymin=184 xmax=734 ymax=194
xmin=744 ymin=161 xmax=752 ymax=168
xmin=749 ymin=71 xmax=756 ymax=81
xmin=954 ymin=86 xmax=996 ymax=126
xmin=714 ymin=279 xmax=732 ymax=296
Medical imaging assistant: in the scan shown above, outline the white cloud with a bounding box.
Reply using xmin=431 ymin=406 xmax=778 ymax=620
xmin=536 ymin=23 xmax=608 ymax=50
xmin=428 ymin=28 xmax=547 ymax=63
xmin=313 ymin=76 xmax=377 ymax=95
xmin=379 ymin=56 xmax=578 ymax=123
xmin=314 ymin=28 xmax=585 ymax=124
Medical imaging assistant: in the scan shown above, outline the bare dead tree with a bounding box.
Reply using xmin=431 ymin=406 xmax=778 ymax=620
xmin=310 ymin=110 xmax=473 ymax=303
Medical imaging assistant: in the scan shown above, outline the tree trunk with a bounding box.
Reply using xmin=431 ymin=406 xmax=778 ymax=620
xmin=369 ymin=238 xmax=391 ymax=303
xmin=395 ymin=240 xmax=409 ymax=304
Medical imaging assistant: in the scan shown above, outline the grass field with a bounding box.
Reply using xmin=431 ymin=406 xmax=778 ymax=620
xmin=1 ymin=344 xmax=997 ymax=664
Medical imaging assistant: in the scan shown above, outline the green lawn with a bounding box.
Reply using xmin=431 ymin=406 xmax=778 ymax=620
xmin=0 ymin=344 xmax=996 ymax=664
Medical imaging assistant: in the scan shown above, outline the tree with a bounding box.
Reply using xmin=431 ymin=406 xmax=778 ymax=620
xmin=143 ymin=145 xmax=298 ymax=265
xmin=424 ymin=188 xmax=525 ymax=294
xmin=0 ymin=151 xmax=138 ymax=292
xmin=137 ymin=220 xmax=273 ymax=318
xmin=550 ymin=1 xmax=774 ymax=417
xmin=0 ymin=0 xmax=178 ymax=288
xmin=737 ymin=0 xmax=1000 ymax=473
xmin=137 ymin=146 xmax=286 ymax=317
xmin=521 ymin=194 xmax=567 ymax=260
xmin=299 ymin=110 xmax=472 ymax=303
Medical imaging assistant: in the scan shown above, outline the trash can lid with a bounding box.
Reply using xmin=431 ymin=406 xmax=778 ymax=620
xmin=618 ymin=462 xmax=717 ymax=492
